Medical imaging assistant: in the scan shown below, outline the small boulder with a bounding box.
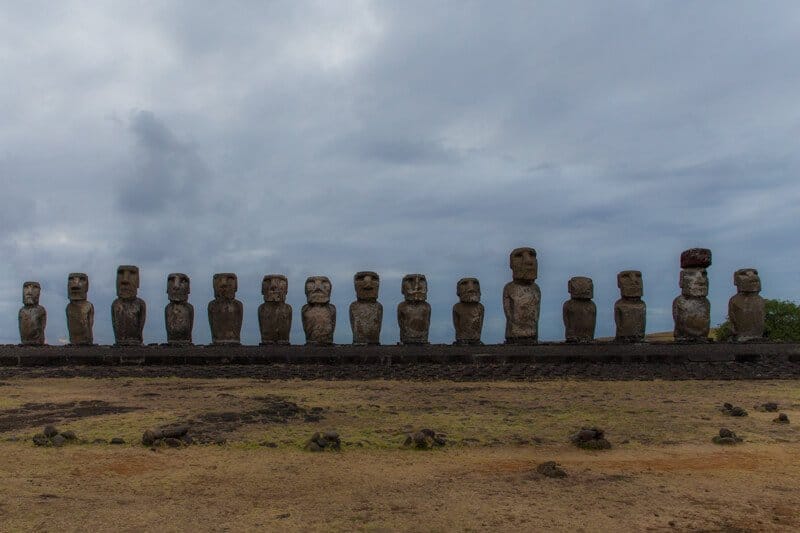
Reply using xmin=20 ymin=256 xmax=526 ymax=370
xmin=43 ymin=425 xmax=59 ymax=438
xmin=161 ymin=425 xmax=189 ymax=439
xmin=305 ymin=431 xmax=341 ymax=451
xmin=403 ymin=428 xmax=448 ymax=450
xmin=712 ymin=428 xmax=743 ymax=445
xmin=141 ymin=428 xmax=163 ymax=446
xmin=51 ymin=434 xmax=67 ymax=447
xmin=536 ymin=461 xmax=567 ymax=478
xmin=164 ymin=438 xmax=182 ymax=448
xmin=773 ymin=413 xmax=790 ymax=424
xmin=762 ymin=402 xmax=779 ymax=412
xmin=570 ymin=427 xmax=611 ymax=450
xmin=720 ymin=403 xmax=748 ymax=417
xmin=110 ymin=437 xmax=125 ymax=445
xmin=60 ymin=430 xmax=77 ymax=441
xmin=32 ymin=433 xmax=50 ymax=447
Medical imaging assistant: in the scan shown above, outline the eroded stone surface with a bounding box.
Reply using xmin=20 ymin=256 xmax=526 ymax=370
xmin=66 ymin=273 xmax=94 ymax=345
xmin=302 ymin=276 xmax=335 ymax=345
xmin=208 ymin=273 xmax=243 ymax=345
xmin=453 ymin=277 xmax=483 ymax=345
xmin=259 ymin=275 xmax=292 ymax=345
xmin=503 ymin=247 xmax=540 ymax=344
xmin=112 ymin=265 xmax=146 ymax=346
xmin=563 ymin=277 xmax=596 ymax=343
xmin=680 ymin=248 xmax=712 ymax=269
xmin=729 ymin=268 xmax=765 ymax=342
xmin=350 ymin=271 xmax=382 ymax=345
xmin=398 ymin=274 xmax=430 ymax=345
xmin=165 ymin=273 xmax=193 ymax=345
xmin=19 ymin=281 xmax=46 ymax=345
xmin=615 ymin=270 xmax=646 ymax=342
xmin=673 ymin=265 xmax=710 ymax=342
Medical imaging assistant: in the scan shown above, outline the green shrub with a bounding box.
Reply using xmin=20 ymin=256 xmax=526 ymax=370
xmin=715 ymin=299 xmax=800 ymax=341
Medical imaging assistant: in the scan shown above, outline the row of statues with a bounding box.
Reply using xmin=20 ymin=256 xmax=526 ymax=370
xmin=17 ymin=247 xmax=766 ymax=346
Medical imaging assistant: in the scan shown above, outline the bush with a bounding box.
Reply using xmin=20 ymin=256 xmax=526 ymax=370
xmin=715 ymin=299 xmax=800 ymax=342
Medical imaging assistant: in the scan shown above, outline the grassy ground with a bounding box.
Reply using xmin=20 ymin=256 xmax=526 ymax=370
xmin=1 ymin=378 xmax=799 ymax=531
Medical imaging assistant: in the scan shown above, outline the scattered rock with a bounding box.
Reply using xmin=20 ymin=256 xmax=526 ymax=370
xmin=762 ymin=402 xmax=779 ymax=412
xmin=51 ymin=434 xmax=66 ymax=447
xmin=720 ymin=403 xmax=748 ymax=417
xmin=110 ymin=437 xmax=125 ymax=445
xmin=773 ymin=413 xmax=790 ymax=424
xmin=92 ymin=438 xmax=108 ymax=444
xmin=142 ymin=424 xmax=195 ymax=447
xmin=536 ymin=461 xmax=567 ymax=478
xmin=402 ymin=428 xmax=448 ymax=449
xmin=164 ymin=438 xmax=183 ymax=448
xmin=141 ymin=428 xmax=163 ymax=446
xmin=33 ymin=426 xmax=79 ymax=447
xmin=259 ymin=441 xmax=278 ymax=448
xmin=712 ymin=427 xmax=743 ymax=445
xmin=305 ymin=431 xmax=341 ymax=451
xmin=570 ymin=427 xmax=612 ymax=450
xmin=43 ymin=425 xmax=59 ymax=438
xmin=60 ymin=430 xmax=77 ymax=441
xmin=161 ymin=425 xmax=189 ymax=439
xmin=32 ymin=433 xmax=49 ymax=447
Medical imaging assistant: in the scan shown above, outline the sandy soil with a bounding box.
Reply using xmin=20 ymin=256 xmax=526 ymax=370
xmin=1 ymin=378 xmax=799 ymax=531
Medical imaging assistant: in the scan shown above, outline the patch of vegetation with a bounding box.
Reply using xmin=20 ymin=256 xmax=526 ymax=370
xmin=716 ymin=299 xmax=800 ymax=341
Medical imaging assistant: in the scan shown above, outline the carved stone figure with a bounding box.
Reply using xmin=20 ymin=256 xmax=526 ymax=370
xmin=66 ymin=273 xmax=94 ymax=345
xmin=673 ymin=249 xmax=712 ymax=342
xmin=258 ymin=274 xmax=292 ymax=345
xmin=350 ymin=271 xmax=382 ymax=345
xmin=112 ymin=265 xmax=146 ymax=346
xmin=614 ymin=270 xmax=646 ymax=342
xmin=398 ymin=274 xmax=431 ymax=344
xmin=208 ymin=273 xmax=243 ymax=345
xmin=165 ymin=273 xmax=193 ymax=345
xmin=452 ymin=277 xmax=484 ymax=345
xmin=302 ymin=276 xmax=336 ymax=345
xmin=19 ymin=281 xmax=46 ymax=345
xmin=563 ymin=276 xmax=596 ymax=343
xmin=503 ymin=247 xmax=541 ymax=344
xmin=728 ymin=268 xmax=765 ymax=342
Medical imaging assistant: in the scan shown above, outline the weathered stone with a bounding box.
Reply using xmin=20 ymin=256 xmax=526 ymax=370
xmin=563 ymin=277 xmax=596 ymax=343
xmin=350 ymin=272 xmax=382 ymax=345
xmin=614 ymin=270 xmax=646 ymax=342
xmin=208 ymin=273 xmax=243 ymax=345
xmin=673 ymin=265 xmax=710 ymax=342
xmin=165 ymin=273 xmax=193 ymax=345
xmin=60 ymin=430 xmax=77 ymax=440
xmin=258 ymin=275 xmax=292 ymax=345
xmin=570 ymin=427 xmax=611 ymax=450
xmin=141 ymin=428 xmax=163 ymax=446
xmin=163 ymin=437 xmax=182 ymax=447
xmin=43 ymin=425 xmax=59 ymax=438
xmin=51 ymin=434 xmax=66 ymax=447
xmin=680 ymin=248 xmax=712 ymax=269
xmin=536 ymin=461 xmax=567 ymax=478
xmin=302 ymin=276 xmax=336 ymax=345
xmin=761 ymin=402 xmax=779 ymax=412
xmin=398 ymin=274 xmax=431 ymax=345
xmin=503 ymin=247 xmax=541 ymax=344
xmin=110 ymin=437 xmax=125 ymax=445
xmin=112 ymin=265 xmax=146 ymax=346
xmin=720 ymin=403 xmax=748 ymax=417
xmin=32 ymin=433 xmax=49 ymax=446
xmin=161 ymin=425 xmax=190 ymax=438
xmin=66 ymin=273 xmax=94 ymax=345
xmin=453 ymin=278 xmax=484 ymax=345
xmin=19 ymin=281 xmax=46 ymax=345
xmin=729 ymin=268 xmax=765 ymax=342
xmin=712 ymin=427 xmax=742 ymax=445
xmin=774 ymin=413 xmax=789 ymax=424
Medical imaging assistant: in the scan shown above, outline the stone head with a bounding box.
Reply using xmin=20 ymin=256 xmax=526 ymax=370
xmin=262 ymin=274 xmax=288 ymax=303
xmin=734 ymin=268 xmax=761 ymax=294
xmin=510 ymin=247 xmax=538 ymax=282
xmin=680 ymin=268 xmax=708 ymax=298
xmin=116 ymin=265 xmax=140 ymax=299
xmin=680 ymin=248 xmax=712 ymax=269
xmin=457 ymin=277 xmax=481 ymax=303
xmin=67 ymin=273 xmax=89 ymax=301
xmin=568 ymin=276 xmax=593 ymax=299
xmin=402 ymin=274 xmax=427 ymax=303
xmin=354 ymin=271 xmax=380 ymax=302
xmin=617 ymin=270 xmax=643 ymax=298
xmin=305 ymin=276 xmax=332 ymax=304
xmin=22 ymin=281 xmax=41 ymax=306
xmin=167 ymin=273 xmax=190 ymax=303
xmin=213 ymin=273 xmax=238 ymax=299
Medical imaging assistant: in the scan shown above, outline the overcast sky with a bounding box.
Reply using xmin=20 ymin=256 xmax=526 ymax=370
xmin=2 ymin=1 xmax=799 ymax=345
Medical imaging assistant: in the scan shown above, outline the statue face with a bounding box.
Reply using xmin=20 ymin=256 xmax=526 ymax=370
xmin=167 ymin=273 xmax=190 ymax=303
xmin=262 ymin=275 xmax=288 ymax=302
xmin=680 ymin=268 xmax=708 ymax=298
xmin=116 ymin=265 xmax=140 ymax=299
xmin=354 ymin=271 xmax=380 ymax=302
xmin=510 ymin=247 xmax=538 ymax=282
xmin=67 ymin=273 xmax=89 ymax=301
xmin=305 ymin=276 xmax=332 ymax=304
xmin=402 ymin=274 xmax=427 ymax=303
xmin=568 ymin=276 xmax=593 ymax=299
xmin=734 ymin=268 xmax=760 ymax=293
xmin=213 ymin=273 xmax=238 ymax=299
xmin=617 ymin=270 xmax=643 ymax=298
xmin=457 ymin=277 xmax=480 ymax=303
xmin=22 ymin=282 xmax=41 ymax=306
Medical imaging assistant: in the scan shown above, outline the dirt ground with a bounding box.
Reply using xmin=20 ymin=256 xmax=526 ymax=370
xmin=1 ymin=378 xmax=799 ymax=531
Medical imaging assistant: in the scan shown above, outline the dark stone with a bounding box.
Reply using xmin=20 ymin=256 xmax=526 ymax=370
xmin=536 ymin=461 xmax=567 ymax=478
xmin=92 ymin=438 xmax=108 ymax=444
xmin=43 ymin=425 xmax=59 ymax=438
xmin=60 ymin=430 xmax=77 ymax=440
xmin=181 ymin=434 xmax=193 ymax=445
xmin=305 ymin=441 xmax=322 ymax=452
xmin=713 ymin=428 xmax=742 ymax=445
xmin=142 ymin=428 xmax=163 ymax=446
xmin=164 ymin=438 xmax=182 ymax=447
xmin=161 ymin=425 xmax=190 ymax=438
xmin=32 ymin=433 xmax=49 ymax=446
xmin=762 ymin=402 xmax=778 ymax=412
xmin=774 ymin=413 xmax=789 ymax=424
xmin=51 ymin=434 xmax=66 ymax=447
xmin=570 ymin=427 xmax=611 ymax=450
xmin=110 ymin=437 xmax=125 ymax=445
xmin=680 ymin=248 xmax=712 ymax=269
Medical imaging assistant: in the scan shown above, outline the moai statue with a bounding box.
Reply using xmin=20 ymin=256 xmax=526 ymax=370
xmin=728 ymin=268 xmax=765 ymax=342
xmin=258 ymin=274 xmax=292 ymax=345
xmin=452 ymin=277 xmax=484 ymax=345
xmin=614 ymin=270 xmax=646 ymax=342
xmin=673 ymin=248 xmax=712 ymax=342
xmin=302 ymin=276 xmax=336 ymax=345
xmin=19 ymin=281 xmax=46 ymax=345
xmin=165 ymin=273 xmax=193 ymax=345
xmin=112 ymin=265 xmax=146 ymax=346
xmin=350 ymin=271 xmax=382 ymax=345
xmin=397 ymin=274 xmax=431 ymax=344
xmin=66 ymin=273 xmax=94 ymax=345
xmin=563 ymin=276 xmax=596 ymax=343
xmin=503 ymin=247 xmax=541 ymax=344
xmin=208 ymin=273 xmax=243 ymax=345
